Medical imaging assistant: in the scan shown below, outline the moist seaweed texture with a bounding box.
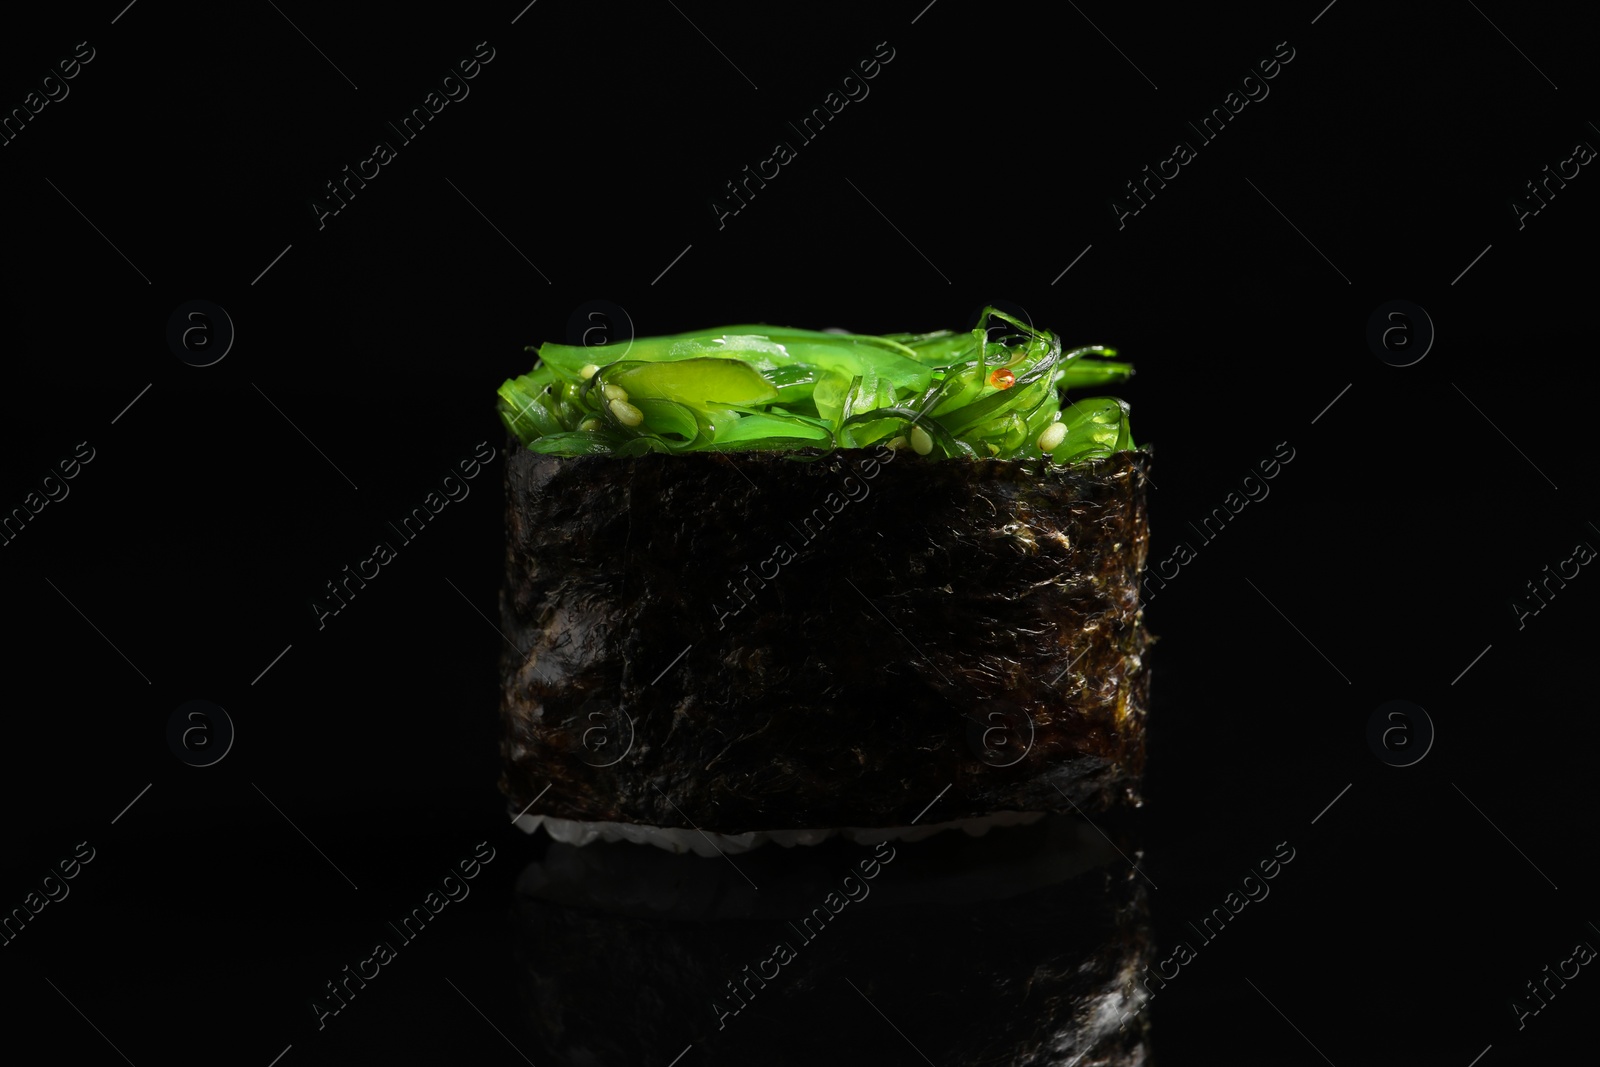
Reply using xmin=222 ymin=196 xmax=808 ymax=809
xmin=497 ymin=311 xmax=1135 ymax=460
xmin=499 ymin=444 xmax=1152 ymax=832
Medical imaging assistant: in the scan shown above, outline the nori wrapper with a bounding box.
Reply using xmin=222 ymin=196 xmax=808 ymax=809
xmin=499 ymin=444 xmax=1152 ymax=832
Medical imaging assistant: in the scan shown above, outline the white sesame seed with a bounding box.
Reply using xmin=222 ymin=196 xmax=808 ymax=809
xmin=609 ymin=399 xmax=644 ymax=427
xmin=1038 ymin=421 xmax=1068 ymax=453
xmin=910 ymin=425 xmax=933 ymax=455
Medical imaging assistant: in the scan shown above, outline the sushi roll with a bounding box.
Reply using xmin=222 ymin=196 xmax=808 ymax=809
xmin=495 ymin=309 xmax=1152 ymax=851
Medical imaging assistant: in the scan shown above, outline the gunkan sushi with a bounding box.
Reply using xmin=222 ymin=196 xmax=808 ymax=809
xmin=495 ymin=309 xmax=1152 ymax=852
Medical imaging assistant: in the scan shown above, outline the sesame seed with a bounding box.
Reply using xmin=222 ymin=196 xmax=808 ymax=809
xmin=1038 ymin=421 xmax=1068 ymax=453
xmin=609 ymin=399 xmax=644 ymax=427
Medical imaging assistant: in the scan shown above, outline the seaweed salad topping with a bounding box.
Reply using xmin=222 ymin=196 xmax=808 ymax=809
xmin=498 ymin=307 xmax=1134 ymax=462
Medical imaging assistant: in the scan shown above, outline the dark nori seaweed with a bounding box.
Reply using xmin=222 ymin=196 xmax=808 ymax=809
xmin=499 ymin=443 xmax=1152 ymax=832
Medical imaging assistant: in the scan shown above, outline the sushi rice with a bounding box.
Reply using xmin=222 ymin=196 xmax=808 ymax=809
xmin=511 ymin=809 xmax=1046 ymax=857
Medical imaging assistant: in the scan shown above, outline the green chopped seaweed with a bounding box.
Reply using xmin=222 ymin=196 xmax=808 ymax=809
xmin=497 ymin=307 xmax=1134 ymax=462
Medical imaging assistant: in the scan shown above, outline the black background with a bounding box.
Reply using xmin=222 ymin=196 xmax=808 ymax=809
xmin=3 ymin=1 xmax=1597 ymax=1064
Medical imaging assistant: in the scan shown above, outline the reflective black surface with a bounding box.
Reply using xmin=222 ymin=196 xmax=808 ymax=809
xmin=5 ymin=3 xmax=1598 ymax=1065
xmin=511 ymin=815 xmax=1149 ymax=1065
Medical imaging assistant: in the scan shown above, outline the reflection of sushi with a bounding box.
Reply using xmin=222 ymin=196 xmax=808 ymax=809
xmin=496 ymin=311 xmax=1152 ymax=850
xmin=512 ymin=816 xmax=1153 ymax=1064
